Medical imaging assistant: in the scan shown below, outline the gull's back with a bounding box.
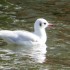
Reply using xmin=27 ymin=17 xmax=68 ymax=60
xmin=0 ymin=30 xmax=41 ymax=45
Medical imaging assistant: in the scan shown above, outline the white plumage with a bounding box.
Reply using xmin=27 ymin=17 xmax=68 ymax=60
xmin=0 ymin=18 xmax=51 ymax=45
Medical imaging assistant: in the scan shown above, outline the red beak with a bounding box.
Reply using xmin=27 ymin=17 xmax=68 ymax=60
xmin=48 ymin=23 xmax=54 ymax=27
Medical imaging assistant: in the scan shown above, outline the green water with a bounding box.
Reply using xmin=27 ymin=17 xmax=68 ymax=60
xmin=0 ymin=0 xmax=70 ymax=70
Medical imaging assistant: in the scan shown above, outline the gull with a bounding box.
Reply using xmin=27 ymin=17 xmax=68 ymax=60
xmin=0 ymin=18 xmax=53 ymax=45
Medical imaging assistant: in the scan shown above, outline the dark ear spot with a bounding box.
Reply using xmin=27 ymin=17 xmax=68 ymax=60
xmin=39 ymin=23 xmax=42 ymax=26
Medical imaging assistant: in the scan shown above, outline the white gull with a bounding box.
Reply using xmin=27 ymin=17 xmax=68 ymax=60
xmin=0 ymin=18 xmax=52 ymax=45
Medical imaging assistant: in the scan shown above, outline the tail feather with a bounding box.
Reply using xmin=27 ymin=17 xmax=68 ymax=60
xmin=0 ymin=30 xmax=17 ymax=38
xmin=0 ymin=30 xmax=18 ymax=44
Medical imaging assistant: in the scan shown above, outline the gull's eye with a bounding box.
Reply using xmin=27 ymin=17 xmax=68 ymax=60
xmin=44 ymin=23 xmax=46 ymax=25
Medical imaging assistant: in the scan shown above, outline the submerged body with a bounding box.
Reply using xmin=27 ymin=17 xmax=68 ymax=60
xmin=0 ymin=18 xmax=51 ymax=45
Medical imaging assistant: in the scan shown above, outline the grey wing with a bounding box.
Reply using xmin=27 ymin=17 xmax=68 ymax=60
xmin=0 ymin=30 xmax=40 ymax=42
xmin=13 ymin=31 xmax=40 ymax=42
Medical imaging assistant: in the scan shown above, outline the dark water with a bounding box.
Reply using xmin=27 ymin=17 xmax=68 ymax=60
xmin=0 ymin=0 xmax=70 ymax=70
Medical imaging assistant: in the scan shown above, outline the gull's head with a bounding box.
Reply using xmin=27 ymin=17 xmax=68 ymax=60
xmin=34 ymin=18 xmax=52 ymax=30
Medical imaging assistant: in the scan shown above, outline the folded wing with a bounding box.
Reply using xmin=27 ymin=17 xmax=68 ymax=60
xmin=0 ymin=30 xmax=40 ymax=44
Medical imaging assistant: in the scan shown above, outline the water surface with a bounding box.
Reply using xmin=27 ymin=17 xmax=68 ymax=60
xmin=0 ymin=0 xmax=70 ymax=70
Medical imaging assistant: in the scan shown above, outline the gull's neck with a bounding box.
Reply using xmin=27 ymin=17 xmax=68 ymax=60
xmin=34 ymin=28 xmax=47 ymax=43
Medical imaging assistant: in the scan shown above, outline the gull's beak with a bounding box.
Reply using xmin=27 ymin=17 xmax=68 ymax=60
xmin=48 ymin=23 xmax=54 ymax=27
